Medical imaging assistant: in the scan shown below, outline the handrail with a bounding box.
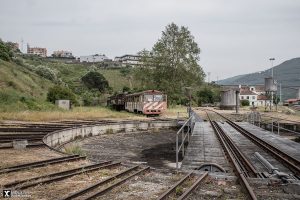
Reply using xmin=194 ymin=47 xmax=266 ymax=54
xmin=176 ymin=115 xmax=193 ymax=169
xmin=246 ymin=111 xmax=300 ymax=135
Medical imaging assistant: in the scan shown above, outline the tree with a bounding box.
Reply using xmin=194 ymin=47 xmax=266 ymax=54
xmin=0 ymin=39 xmax=13 ymax=61
xmin=47 ymin=85 xmax=77 ymax=104
xmin=241 ymin=99 xmax=250 ymax=106
xmin=81 ymin=71 xmax=109 ymax=93
xmin=134 ymin=23 xmax=205 ymax=104
xmin=197 ymin=87 xmax=214 ymax=106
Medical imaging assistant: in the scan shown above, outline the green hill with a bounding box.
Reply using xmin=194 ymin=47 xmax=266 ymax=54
xmin=0 ymin=55 xmax=134 ymax=111
xmin=218 ymin=58 xmax=300 ymax=100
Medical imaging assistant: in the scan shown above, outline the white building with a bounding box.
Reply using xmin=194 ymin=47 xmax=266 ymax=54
xmin=114 ymin=54 xmax=142 ymax=66
xmin=239 ymin=85 xmax=272 ymax=107
xmin=52 ymin=50 xmax=73 ymax=58
xmin=80 ymin=54 xmax=109 ymax=63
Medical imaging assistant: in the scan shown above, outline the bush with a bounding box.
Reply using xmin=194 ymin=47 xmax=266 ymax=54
xmin=241 ymin=99 xmax=250 ymax=106
xmin=47 ymin=85 xmax=77 ymax=105
xmin=0 ymin=39 xmax=13 ymax=61
xmin=81 ymin=71 xmax=109 ymax=93
xmin=35 ymin=65 xmax=57 ymax=81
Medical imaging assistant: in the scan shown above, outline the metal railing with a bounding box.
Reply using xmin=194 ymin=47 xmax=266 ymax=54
xmin=176 ymin=115 xmax=193 ymax=169
xmin=246 ymin=111 xmax=300 ymax=136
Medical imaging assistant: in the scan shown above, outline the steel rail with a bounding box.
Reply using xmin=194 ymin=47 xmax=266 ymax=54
xmin=83 ymin=167 xmax=150 ymax=200
xmin=204 ymin=108 xmax=300 ymax=176
xmin=61 ymin=165 xmax=139 ymax=200
xmin=0 ymin=128 xmax=64 ymax=132
xmin=4 ymin=161 xmax=112 ymax=188
xmin=227 ymin=120 xmax=300 ymax=176
xmin=0 ymin=155 xmax=85 ymax=174
xmin=177 ymin=172 xmax=208 ymax=200
xmin=157 ymin=172 xmax=193 ymax=200
xmin=213 ymin=121 xmax=259 ymax=178
xmin=17 ymin=162 xmax=121 ymax=190
xmin=206 ymin=112 xmax=257 ymax=200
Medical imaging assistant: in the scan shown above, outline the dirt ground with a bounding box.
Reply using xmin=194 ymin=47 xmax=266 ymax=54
xmin=69 ymin=129 xmax=180 ymax=169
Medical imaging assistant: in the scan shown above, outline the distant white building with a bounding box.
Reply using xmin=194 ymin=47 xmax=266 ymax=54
xmin=52 ymin=50 xmax=73 ymax=58
xmin=80 ymin=54 xmax=109 ymax=63
xmin=239 ymin=85 xmax=273 ymax=107
xmin=114 ymin=54 xmax=142 ymax=66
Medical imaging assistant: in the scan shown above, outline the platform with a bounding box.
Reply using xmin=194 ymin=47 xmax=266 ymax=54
xmin=181 ymin=122 xmax=230 ymax=172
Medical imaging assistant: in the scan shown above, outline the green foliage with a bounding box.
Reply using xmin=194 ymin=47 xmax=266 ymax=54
xmin=0 ymin=89 xmax=55 ymax=112
xmin=122 ymin=86 xmax=131 ymax=93
xmin=241 ymin=99 xmax=250 ymax=106
xmin=47 ymin=85 xmax=77 ymax=104
xmin=134 ymin=23 xmax=205 ymax=104
xmin=81 ymin=71 xmax=109 ymax=92
xmin=197 ymin=87 xmax=214 ymax=105
xmin=0 ymin=39 xmax=13 ymax=61
xmin=120 ymin=67 xmax=131 ymax=77
xmin=196 ymin=86 xmax=220 ymax=106
xmin=273 ymin=95 xmax=280 ymax=105
xmin=35 ymin=65 xmax=58 ymax=81
xmin=64 ymin=144 xmax=85 ymax=156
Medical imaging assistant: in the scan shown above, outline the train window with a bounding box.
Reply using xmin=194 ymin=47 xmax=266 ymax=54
xmin=144 ymin=95 xmax=153 ymax=102
xmin=154 ymin=95 xmax=163 ymax=101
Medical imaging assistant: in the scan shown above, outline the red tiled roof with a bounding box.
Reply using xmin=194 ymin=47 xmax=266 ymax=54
xmin=257 ymin=95 xmax=268 ymax=100
xmin=285 ymin=99 xmax=300 ymax=102
xmin=240 ymin=90 xmax=257 ymax=95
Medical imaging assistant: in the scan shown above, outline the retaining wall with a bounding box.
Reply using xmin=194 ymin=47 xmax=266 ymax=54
xmin=43 ymin=120 xmax=177 ymax=149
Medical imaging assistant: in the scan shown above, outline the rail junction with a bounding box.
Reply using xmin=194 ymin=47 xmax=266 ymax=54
xmin=0 ymin=112 xmax=299 ymax=199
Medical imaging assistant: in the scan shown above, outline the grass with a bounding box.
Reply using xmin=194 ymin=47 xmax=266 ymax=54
xmin=0 ymin=104 xmax=188 ymax=122
xmin=64 ymin=143 xmax=86 ymax=156
xmin=162 ymin=105 xmax=188 ymax=119
xmin=0 ymin=106 xmax=144 ymax=121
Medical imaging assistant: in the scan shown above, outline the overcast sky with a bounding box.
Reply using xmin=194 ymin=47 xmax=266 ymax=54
xmin=0 ymin=0 xmax=299 ymax=80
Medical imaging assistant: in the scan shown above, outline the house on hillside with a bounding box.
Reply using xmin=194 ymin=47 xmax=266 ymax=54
xmin=114 ymin=54 xmax=142 ymax=67
xmin=27 ymin=45 xmax=47 ymax=57
xmin=79 ymin=54 xmax=109 ymax=63
xmin=52 ymin=50 xmax=73 ymax=58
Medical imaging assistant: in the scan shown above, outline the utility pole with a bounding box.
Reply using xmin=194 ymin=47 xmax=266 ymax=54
xmin=279 ymin=83 xmax=282 ymax=105
xmin=269 ymin=58 xmax=275 ymax=111
xmin=207 ymin=72 xmax=211 ymax=83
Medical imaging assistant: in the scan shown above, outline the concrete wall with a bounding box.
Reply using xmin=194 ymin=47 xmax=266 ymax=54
xmin=43 ymin=120 xmax=177 ymax=149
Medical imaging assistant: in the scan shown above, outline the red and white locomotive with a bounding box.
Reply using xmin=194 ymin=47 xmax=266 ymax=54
xmin=107 ymin=90 xmax=167 ymax=115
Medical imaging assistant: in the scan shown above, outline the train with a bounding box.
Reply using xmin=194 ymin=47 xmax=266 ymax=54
xmin=107 ymin=90 xmax=167 ymax=115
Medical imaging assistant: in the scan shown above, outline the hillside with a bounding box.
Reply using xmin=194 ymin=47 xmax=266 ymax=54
xmin=218 ymin=57 xmax=300 ymax=100
xmin=0 ymin=56 xmax=135 ymax=111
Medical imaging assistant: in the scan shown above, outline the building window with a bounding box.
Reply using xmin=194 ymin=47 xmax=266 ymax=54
xmin=241 ymin=96 xmax=244 ymax=100
xmin=252 ymin=96 xmax=255 ymax=100
xmin=247 ymin=96 xmax=249 ymax=99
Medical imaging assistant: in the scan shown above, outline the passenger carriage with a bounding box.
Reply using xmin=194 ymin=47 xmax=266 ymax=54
xmin=108 ymin=90 xmax=167 ymax=115
xmin=125 ymin=90 xmax=167 ymax=115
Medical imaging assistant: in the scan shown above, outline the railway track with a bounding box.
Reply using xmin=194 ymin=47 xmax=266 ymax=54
xmin=201 ymin=108 xmax=300 ymax=199
xmin=204 ymin=111 xmax=257 ymax=200
xmin=0 ymin=154 xmax=85 ymax=174
xmin=157 ymin=172 xmax=208 ymax=200
xmin=206 ymin=109 xmax=300 ymax=177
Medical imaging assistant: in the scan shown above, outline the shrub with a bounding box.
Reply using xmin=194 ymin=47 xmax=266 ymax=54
xmin=35 ymin=65 xmax=57 ymax=81
xmin=241 ymin=99 xmax=250 ymax=106
xmin=47 ymin=85 xmax=77 ymax=105
xmin=81 ymin=71 xmax=109 ymax=93
xmin=0 ymin=39 xmax=13 ymax=61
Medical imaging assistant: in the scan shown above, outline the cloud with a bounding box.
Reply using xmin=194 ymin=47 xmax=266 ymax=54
xmin=0 ymin=0 xmax=299 ymax=79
